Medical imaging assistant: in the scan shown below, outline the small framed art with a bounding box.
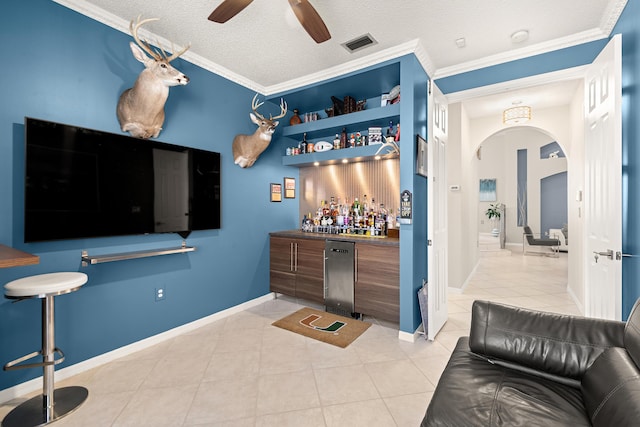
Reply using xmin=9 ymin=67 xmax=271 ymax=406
xmin=270 ymin=183 xmax=282 ymax=202
xmin=284 ymin=177 xmax=296 ymax=199
xmin=416 ymin=134 xmax=428 ymax=177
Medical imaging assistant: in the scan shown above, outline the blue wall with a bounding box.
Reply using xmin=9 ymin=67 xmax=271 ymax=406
xmin=540 ymin=172 xmax=568 ymax=234
xmin=437 ymin=2 xmax=640 ymax=319
xmin=0 ymin=1 xmax=298 ymax=390
xmin=615 ymin=0 xmax=640 ymax=319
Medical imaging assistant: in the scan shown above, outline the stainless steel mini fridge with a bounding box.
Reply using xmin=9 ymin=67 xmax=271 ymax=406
xmin=324 ymin=240 xmax=355 ymax=317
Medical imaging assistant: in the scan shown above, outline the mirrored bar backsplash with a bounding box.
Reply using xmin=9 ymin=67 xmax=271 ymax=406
xmin=299 ymin=158 xmax=400 ymax=222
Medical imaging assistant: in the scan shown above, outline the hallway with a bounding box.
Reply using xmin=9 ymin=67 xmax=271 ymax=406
xmin=437 ymin=250 xmax=577 ymax=352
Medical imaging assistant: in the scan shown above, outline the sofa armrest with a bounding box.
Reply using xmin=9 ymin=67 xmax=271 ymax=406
xmin=469 ymin=300 xmax=625 ymax=381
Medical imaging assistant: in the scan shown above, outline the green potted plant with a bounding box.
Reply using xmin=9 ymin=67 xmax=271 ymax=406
xmin=485 ymin=203 xmax=502 ymax=236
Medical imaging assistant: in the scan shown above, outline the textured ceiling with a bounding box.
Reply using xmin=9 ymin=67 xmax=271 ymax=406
xmin=52 ymin=1 xmax=626 ymax=120
xmin=57 ymin=0 xmax=626 ymax=93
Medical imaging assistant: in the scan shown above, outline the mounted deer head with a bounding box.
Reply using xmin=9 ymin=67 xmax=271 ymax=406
xmin=117 ymin=16 xmax=190 ymax=139
xmin=232 ymin=94 xmax=287 ymax=168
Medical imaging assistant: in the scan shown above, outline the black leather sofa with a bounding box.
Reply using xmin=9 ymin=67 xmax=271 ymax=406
xmin=422 ymin=299 xmax=640 ymax=426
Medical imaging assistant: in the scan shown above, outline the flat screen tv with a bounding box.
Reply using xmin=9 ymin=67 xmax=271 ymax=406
xmin=24 ymin=117 xmax=221 ymax=242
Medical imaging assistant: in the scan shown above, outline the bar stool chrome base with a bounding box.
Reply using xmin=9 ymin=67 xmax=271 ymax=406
xmin=3 ymin=273 xmax=89 ymax=427
xmin=2 ymin=386 xmax=88 ymax=427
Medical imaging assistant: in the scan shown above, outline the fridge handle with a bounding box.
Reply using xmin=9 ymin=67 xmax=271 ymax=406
xmin=355 ymin=248 xmax=358 ymax=283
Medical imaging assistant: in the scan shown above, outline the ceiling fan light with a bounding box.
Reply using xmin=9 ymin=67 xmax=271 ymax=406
xmin=503 ymin=106 xmax=531 ymax=125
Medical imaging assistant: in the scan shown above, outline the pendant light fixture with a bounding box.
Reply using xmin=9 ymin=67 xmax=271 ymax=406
xmin=503 ymin=101 xmax=531 ymax=125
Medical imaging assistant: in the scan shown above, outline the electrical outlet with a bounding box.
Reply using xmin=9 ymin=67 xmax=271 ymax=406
xmin=155 ymin=287 xmax=165 ymax=301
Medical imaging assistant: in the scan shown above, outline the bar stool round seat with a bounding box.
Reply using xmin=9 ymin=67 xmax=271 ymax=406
xmin=3 ymin=272 xmax=88 ymax=427
xmin=5 ymin=272 xmax=88 ymax=298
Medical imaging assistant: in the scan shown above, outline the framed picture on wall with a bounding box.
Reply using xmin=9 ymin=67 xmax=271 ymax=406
xmin=479 ymin=179 xmax=497 ymax=201
xmin=270 ymin=183 xmax=282 ymax=202
xmin=284 ymin=177 xmax=296 ymax=199
xmin=416 ymin=134 xmax=428 ymax=177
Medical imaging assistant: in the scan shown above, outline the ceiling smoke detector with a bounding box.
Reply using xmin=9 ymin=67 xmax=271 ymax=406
xmin=511 ymin=30 xmax=529 ymax=44
xmin=342 ymin=33 xmax=378 ymax=53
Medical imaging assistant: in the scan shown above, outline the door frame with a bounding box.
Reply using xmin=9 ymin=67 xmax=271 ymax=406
xmin=443 ymin=65 xmax=596 ymax=314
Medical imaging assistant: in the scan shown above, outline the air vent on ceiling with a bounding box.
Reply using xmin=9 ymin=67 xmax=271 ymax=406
xmin=342 ymin=33 xmax=377 ymax=53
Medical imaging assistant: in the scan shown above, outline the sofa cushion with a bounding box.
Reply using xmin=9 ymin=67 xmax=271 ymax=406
xmin=469 ymin=300 xmax=625 ymax=382
xmin=625 ymin=297 xmax=640 ymax=368
xmin=423 ymin=337 xmax=591 ymax=427
xmin=581 ymin=347 xmax=640 ymax=427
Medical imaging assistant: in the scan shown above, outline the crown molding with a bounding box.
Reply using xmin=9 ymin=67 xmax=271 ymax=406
xmin=52 ymin=0 xmax=266 ymax=93
xmin=433 ymin=28 xmax=608 ymax=80
xmin=444 ymin=65 xmax=587 ymax=105
xmin=601 ymin=0 xmax=628 ymax=35
xmin=262 ymin=39 xmax=430 ymax=95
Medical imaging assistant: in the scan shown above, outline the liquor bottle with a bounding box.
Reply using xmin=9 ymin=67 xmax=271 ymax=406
xmin=386 ymin=120 xmax=394 ymax=142
xmin=362 ymin=194 xmax=369 ymax=215
xmin=330 ymin=196 xmax=338 ymax=221
xmin=395 ymin=123 xmax=401 ymax=142
xmin=349 ymin=133 xmax=355 ymax=148
xmin=289 ymin=109 xmax=302 ymax=126
xmin=333 ymin=134 xmax=340 ymax=150
xmin=378 ymin=203 xmax=388 ymax=235
xmin=387 ymin=208 xmax=395 ymax=230
xmin=352 ymin=197 xmax=360 ymax=217
xmin=300 ymin=132 xmax=308 ymax=154
xmin=356 ymin=132 xmax=362 ymax=146
xmin=340 ymin=128 xmax=347 ymax=149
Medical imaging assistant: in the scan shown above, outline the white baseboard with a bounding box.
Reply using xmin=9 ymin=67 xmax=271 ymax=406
xmin=0 ymin=293 xmax=275 ymax=404
xmin=398 ymin=325 xmax=423 ymax=342
xmin=566 ymin=286 xmax=585 ymax=315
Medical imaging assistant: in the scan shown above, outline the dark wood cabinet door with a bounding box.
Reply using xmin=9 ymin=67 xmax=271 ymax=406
xmin=355 ymin=243 xmax=400 ymax=323
xmin=270 ymin=236 xmax=325 ymax=303
xmin=270 ymin=237 xmax=293 ymax=272
xmin=270 ymin=237 xmax=295 ymax=295
xmin=294 ymin=239 xmax=325 ymax=304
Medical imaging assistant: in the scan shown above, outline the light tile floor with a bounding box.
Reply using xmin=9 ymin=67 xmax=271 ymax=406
xmin=0 ymin=251 xmax=576 ymax=426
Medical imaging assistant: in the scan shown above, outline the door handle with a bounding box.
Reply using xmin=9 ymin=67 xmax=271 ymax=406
xmin=593 ymin=249 xmax=614 ymax=263
xmin=616 ymin=251 xmax=638 ymax=260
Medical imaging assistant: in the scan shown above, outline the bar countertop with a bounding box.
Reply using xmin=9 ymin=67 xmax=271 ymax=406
xmin=270 ymin=230 xmax=399 ymax=246
xmin=0 ymin=244 xmax=40 ymax=268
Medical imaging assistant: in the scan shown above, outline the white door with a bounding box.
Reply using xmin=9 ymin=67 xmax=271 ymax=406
xmin=427 ymin=82 xmax=449 ymax=340
xmin=153 ymin=149 xmax=189 ymax=233
xmin=584 ymin=34 xmax=622 ymax=320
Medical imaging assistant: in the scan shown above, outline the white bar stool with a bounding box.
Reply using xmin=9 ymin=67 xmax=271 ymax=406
xmin=2 ymin=272 xmax=89 ymax=427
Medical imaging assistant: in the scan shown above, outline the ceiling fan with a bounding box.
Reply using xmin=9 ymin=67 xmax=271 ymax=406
xmin=208 ymin=0 xmax=331 ymax=43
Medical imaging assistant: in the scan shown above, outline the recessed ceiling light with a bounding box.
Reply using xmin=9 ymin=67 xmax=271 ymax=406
xmin=455 ymin=38 xmax=466 ymax=48
xmin=511 ymin=30 xmax=529 ymax=44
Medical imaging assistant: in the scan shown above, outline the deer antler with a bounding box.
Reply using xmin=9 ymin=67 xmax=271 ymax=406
xmin=271 ymin=98 xmax=288 ymax=120
xmin=130 ymin=16 xmax=162 ymax=60
xmin=251 ymin=94 xmax=266 ymax=120
xmin=130 ymin=16 xmax=190 ymax=63
xmin=250 ymin=94 xmax=287 ymax=120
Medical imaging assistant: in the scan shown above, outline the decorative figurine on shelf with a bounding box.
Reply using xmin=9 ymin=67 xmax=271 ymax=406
xmin=232 ymin=94 xmax=287 ymax=168
xmin=289 ymin=109 xmax=302 ymax=126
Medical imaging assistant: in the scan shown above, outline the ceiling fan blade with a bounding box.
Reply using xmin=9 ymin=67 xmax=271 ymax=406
xmin=288 ymin=0 xmax=331 ymax=44
xmin=208 ymin=0 xmax=254 ymax=23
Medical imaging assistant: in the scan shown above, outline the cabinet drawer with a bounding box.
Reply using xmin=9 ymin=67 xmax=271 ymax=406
xmin=270 ymin=270 xmax=295 ymax=296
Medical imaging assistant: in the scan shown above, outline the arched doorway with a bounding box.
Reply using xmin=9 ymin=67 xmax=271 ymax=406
xmin=475 ymin=126 xmax=569 ymax=253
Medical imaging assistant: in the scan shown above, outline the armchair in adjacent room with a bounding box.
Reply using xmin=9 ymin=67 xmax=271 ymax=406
xmin=523 ymin=225 xmax=560 ymax=257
